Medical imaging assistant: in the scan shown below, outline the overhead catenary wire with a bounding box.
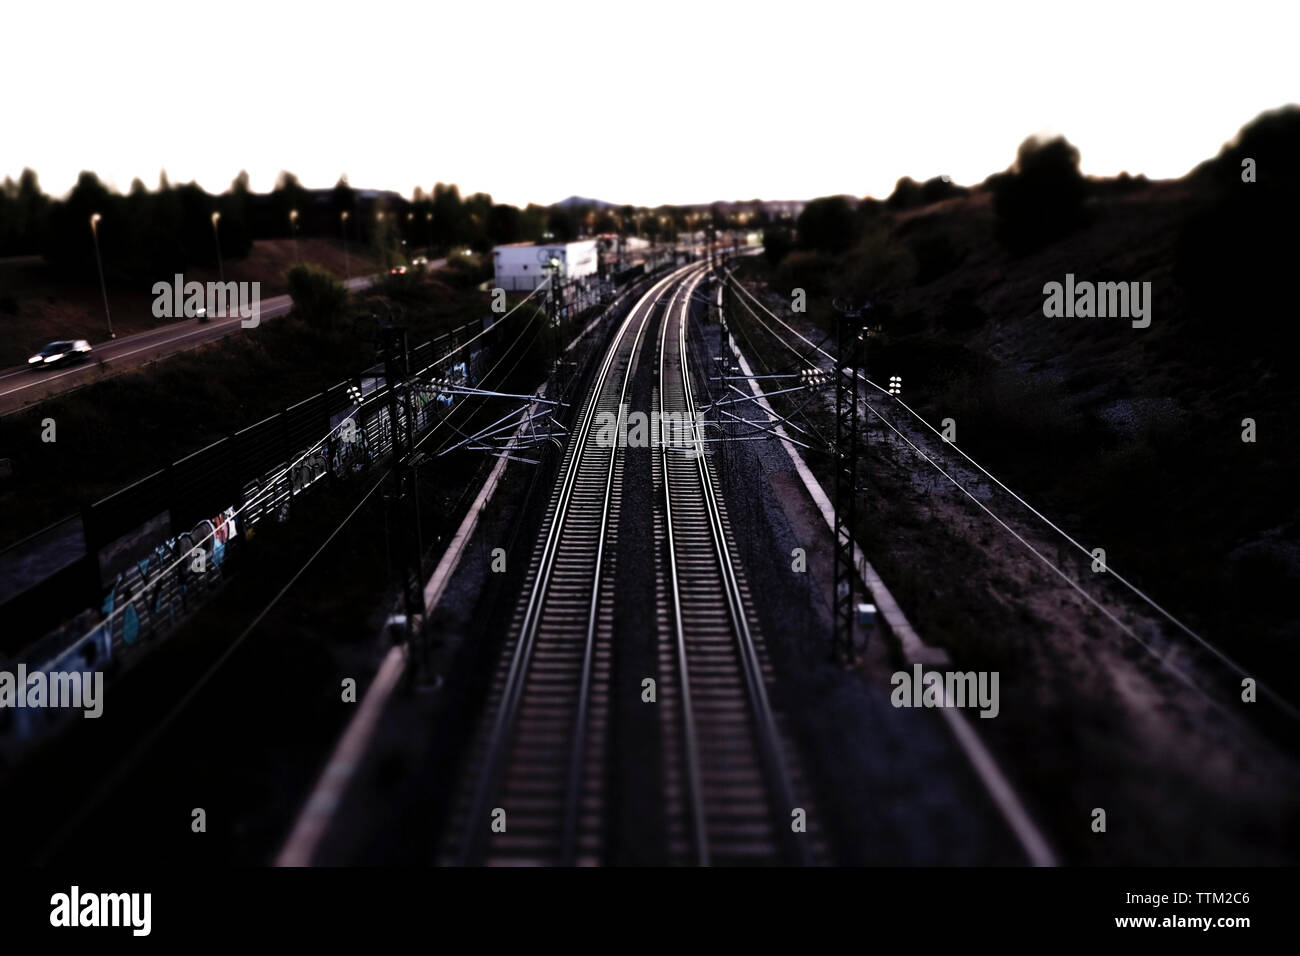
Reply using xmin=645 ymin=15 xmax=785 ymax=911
xmin=410 ymin=276 xmax=550 ymax=380
xmin=29 ymin=275 xmax=562 ymax=857
xmin=725 ymin=269 xmax=1299 ymax=722
xmin=45 ymin=275 xmax=551 ymax=663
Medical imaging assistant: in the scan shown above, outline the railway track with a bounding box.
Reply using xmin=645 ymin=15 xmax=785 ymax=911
xmin=653 ymin=268 xmax=815 ymax=865
xmin=441 ymin=263 xmax=817 ymax=865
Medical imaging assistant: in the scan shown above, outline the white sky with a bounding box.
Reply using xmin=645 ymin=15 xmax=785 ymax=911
xmin=4 ymin=0 xmax=1296 ymax=207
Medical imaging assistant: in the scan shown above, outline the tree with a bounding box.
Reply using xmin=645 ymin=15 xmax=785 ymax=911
xmin=0 ymin=168 xmax=48 ymax=255
xmin=886 ymin=176 xmax=925 ymax=210
xmin=545 ymin=207 xmax=577 ymax=241
xmin=519 ymin=204 xmax=547 ymax=242
xmin=286 ymin=263 xmax=349 ymax=328
xmin=331 ymin=175 xmax=356 ymax=228
xmin=989 ymin=135 xmax=1087 ymax=253
xmin=795 ymin=196 xmax=855 ymax=254
xmin=270 ymin=171 xmax=311 ymax=238
xmin=488 ymin=204 xmax=522 ymax=245
xmin=762 ymin=225 xmax=794 ymax=266
xmin=432 ymin=182 xmax=465 ymax=247
xmin=1175 ymin=106 xmax=1300 ymax=353
xmin=41 ymin=171 xmax=117 ymax=277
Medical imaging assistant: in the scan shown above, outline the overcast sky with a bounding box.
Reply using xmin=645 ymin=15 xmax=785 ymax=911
xmin=4 ymin=0 xmax=1296 ymax=207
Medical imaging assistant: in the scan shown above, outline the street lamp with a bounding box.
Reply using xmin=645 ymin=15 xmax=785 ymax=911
xmin=340 ymin=210 xmax=350 ymax=281
xmin=89 ymin=213 xmax=114 ymax=339
xmin=426 ymin=211 xmax=433 ymax=254
xmin=211 ymin=211 xmax=224 ymax=283
xmin=289 ymin=208 xmax=300 ymax=262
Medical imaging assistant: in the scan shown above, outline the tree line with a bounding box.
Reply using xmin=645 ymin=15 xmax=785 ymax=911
xmin=0 ymin=169 xmax=779 ymax=282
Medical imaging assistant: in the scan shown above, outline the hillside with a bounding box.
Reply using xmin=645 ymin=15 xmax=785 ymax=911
xmin=755 ymin=108 xmax=1300 ymax=690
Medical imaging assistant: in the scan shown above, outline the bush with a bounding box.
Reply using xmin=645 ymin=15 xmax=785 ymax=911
xmin=1174 ymin=106 xmax=1300 ymax=357
xmin=911 ymin=234 xmax=962 ymax=284
xmin=286 ymin=263 xmax=349 ymax=328
xmin=442 ymin=253 xmax=492 ymax=289
xmin=854 ymin=197 xmax=884 ymax=232
xmin=835 ymin=223 xmax=916 ymax=302
xmin=990 ymin=135 xmax=1088 ymax=254
xmin=774 ymin=250 xmax=835 ymax=297
xmin=937 ymin=287 xmax=986 ymax=333
xmin=795 ymin=196 xmax=856 ymax=254
xmin=762 ymin=226 xmax=794 ymax=267
xmin=921 ymin=176 xmax=969 ymax=204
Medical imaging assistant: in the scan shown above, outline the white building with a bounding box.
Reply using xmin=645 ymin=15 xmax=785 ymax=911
xmin=492 ymin=240 xmax=600 ymax=291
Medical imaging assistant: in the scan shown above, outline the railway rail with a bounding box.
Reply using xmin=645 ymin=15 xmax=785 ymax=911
xmin=442 ymin=263 xmax=817 ymax=865
xmin=653 ymin=267 xmax=815 ymax=865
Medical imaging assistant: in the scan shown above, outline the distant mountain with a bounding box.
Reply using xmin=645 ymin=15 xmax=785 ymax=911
xmin=552 ymin=195 xmax=619 ymax=210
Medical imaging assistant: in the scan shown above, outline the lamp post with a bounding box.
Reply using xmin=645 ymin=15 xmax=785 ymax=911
xmin=211 ymin=211 xmax=224 ymax=283
xmin=289 ymin=208 xmax=300 ymax=262
xmin=89 ymin=213 xmax=114 ymax=339
xmin=426 ymin=212 xmax=433 ymax=255
xmin=547 ymin=255 xmax=563 ymax=371
xmin=340 ymin=210 xmax=350 ymax=281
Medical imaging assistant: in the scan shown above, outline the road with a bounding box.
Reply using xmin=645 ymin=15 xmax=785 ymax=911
xmin=0 ymin=265 xmax=443 ymax=417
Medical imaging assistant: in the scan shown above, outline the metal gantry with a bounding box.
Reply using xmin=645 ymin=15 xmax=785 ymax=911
xmin=831 ymin=298 xmax=868 ymax=661
xmin=379 ymin=324 xmax=430 ymax=680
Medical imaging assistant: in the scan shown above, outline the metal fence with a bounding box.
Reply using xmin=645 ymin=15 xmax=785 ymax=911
xmin=0 ymin=316 xmax=506 ymax=756
xmin=0 ymin=275 xmax=631 ymax=757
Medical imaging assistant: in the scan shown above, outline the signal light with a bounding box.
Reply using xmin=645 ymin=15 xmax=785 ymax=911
xmin=800 ymin=367 xmax=831 ymax=389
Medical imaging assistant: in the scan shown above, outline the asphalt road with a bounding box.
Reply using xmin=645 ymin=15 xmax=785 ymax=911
xmin=0 ymin=270 xmax=418 ymax=416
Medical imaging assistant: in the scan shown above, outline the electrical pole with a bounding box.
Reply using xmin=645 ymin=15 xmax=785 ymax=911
xmin=831 ymin=298 xmax=868 ymax=660
xmin=381 ymin=324 xmax=428 ymax=681
xmin=547 ymin=257 xmax=563 ymax=388
xmin=341 ymin=211 xmax=351 ymax=282
xmin=211 ymin=211 xmax=224 ymax=284
xmin=89 ymin=213 xmax=114 ymax=339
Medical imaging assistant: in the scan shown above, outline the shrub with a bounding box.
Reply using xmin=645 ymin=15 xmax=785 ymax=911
xmin=911 ymin=234 xmax=962 ymax=285
xmin=795 ymin=196 xmax=856 ymax=254
xmin=762 ymin=226 xmax=794 ymax=267
xmin=990 ymin=135 xmax=1087 ymax=254
xmin=286 ymin=263 xmax=349 ymax=328
xmin=886 ymin=176 xmax=925 ymax=210
xmin=937 ymin=287 xmax=986 ymax=332
xmin=836 ymin=223 xmax=916 ymax=302
xmin=1174 ymin=106 xmax=1300 ymax=357
xmin=921 ymin=176 xmax=969 ymax=204
xmin=442 ymin=253 xmax=492 ymax=289
xmin=774 ymin=250 xmax=835 ymax=297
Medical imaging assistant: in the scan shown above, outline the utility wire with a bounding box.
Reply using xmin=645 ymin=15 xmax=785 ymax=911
xmin=729 ymin=271 xmax=1299 ymax=720
xmin=38 ymin=474 xmax=387 ymax=862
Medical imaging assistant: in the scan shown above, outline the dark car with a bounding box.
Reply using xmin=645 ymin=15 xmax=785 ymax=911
xmin=27 ymin=339 xmax=92 ymax=369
